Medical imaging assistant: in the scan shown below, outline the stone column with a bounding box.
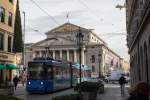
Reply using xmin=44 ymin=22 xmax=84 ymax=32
xmin=32 ymin=51 xmax=36 ymax=59
xmin=53 ymin=50 xmax=55 ymax=59
xmin=81 ymin=48 xmax=85 ymax=64
xmin=4 ymin=33 xmax=8 ymax=51
xmin=74 ymin=50 xmax=77 ymax=63
xmin=60 ymin=50 xmax=62 ymax=60
xmin=39 ymin=51 xmax=42 ymax=57
xmin=67 ymin=50 xmax=69 ymax=61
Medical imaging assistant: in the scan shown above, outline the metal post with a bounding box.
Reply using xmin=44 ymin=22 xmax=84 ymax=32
xmin=45 ymin=47 xmax=48 ymax=58
xmin=70 ymin=62 xmax=73 ymax=88
xmin=98 ymin=54 xmax=101 ymax=78
xmin=79 ymin=47 xmax=82 ymax=84
xmin=22 ymin=11 xmax=25 ymax=71
xmin=76 ymin=28 xmax=83 ymax=84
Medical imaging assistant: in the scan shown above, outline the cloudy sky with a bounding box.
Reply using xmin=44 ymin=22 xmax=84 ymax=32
xmin=20 ymin=0 xmax=129 ymax=61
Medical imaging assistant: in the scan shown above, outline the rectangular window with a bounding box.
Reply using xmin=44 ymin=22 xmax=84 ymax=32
xmin=0 ymin=7 xmax=5 ymax=23
xmin=0 ymin=33 xmax=4 ymax=50
xmin=8 ymin=36 xmax=12 ymax=52
xmin=9 ymin=0 xmax=13 ymax=3
xmin=8 ymin=12 xmax=13 ymax=26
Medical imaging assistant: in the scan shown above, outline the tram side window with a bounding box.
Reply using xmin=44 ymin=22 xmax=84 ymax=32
xmin=53 ymin=67 xmax=61 ymax=79
xmin=47 ymin=65 xmax=53 ymax=79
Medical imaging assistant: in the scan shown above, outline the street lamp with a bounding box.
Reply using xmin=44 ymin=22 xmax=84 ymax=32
xmin=76 ymin=27 xmax=84 ymax=84
xmin=22 ymin=11 xmax=26 ymax=72
xmin=98 ymin=54 xmax=101 ymax=78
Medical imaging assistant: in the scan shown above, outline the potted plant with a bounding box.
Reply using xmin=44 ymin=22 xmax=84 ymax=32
xmin=77 ymin=81 xmax=104 ymax=100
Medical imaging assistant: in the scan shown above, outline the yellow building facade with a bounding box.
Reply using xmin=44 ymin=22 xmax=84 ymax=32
xmin=0 ymin=0 xmax=17 ymax=83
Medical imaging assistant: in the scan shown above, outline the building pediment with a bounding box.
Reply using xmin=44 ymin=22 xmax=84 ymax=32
xmin=31 ymin=37 xmax=76 ymax=48
xmin=46 ymin=23 xmax=88 ymax=34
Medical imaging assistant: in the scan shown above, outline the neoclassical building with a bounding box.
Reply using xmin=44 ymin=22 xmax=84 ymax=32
xmin=0 ymin=0 xmax=17 ymax=83
xmin=126 ymin=0 xmax=150 ymax=85
xmin=26 ymin=23 xmax=126 ymax=77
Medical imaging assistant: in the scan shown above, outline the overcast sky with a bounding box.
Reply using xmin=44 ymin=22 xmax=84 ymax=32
xmin=20 ymin=0 xmax=129 ymax=61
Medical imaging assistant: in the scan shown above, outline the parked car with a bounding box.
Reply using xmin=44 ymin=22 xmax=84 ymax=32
xmin=87 ymin=77 xmax=105 ymax=85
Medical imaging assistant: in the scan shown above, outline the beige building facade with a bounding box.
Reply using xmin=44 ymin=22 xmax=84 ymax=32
xmin=0 ymin=0 xmax=17 ymax=82
xmin=126 ymin=0 xmax=150 ymax=85
xmin=26 ymin=23 xmax=127 ymax=77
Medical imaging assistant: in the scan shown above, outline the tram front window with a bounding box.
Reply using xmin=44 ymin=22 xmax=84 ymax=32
xmin=28 ymin=63 xmax=46 ymax=80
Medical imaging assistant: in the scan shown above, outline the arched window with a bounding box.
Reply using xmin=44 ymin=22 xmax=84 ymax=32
xmin=144 ymin=42 xmax=149 ymax=83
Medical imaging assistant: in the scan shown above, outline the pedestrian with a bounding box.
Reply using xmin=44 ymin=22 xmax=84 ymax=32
xmin=21 ymin=74 xmax=26 ymax=86
xmin=118 ymin=74 xmax=126 ymax=96
xmin=126 ymin=82 xmax=150 ymax=100
xmin=19 ymin=74 xmax=24 ymax=86
xmin=13 ymin=75 xmax=20 ymax=90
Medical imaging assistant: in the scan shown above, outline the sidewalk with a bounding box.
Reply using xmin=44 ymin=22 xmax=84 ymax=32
xmin=97 ymin=84 xmax=130 ymax=100
xmin=14 ymin=83 xmax=26 ymax=96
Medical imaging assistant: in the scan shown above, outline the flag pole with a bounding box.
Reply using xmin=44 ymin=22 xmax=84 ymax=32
xmin=67 ymin=12 xmax=69 ymax=23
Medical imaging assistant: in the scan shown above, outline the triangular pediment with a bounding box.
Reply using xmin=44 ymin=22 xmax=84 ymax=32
xmin=46 ymin=23 xmax=87 ymax=34
xmin=32 ymin=37 xmax=76 ymax=48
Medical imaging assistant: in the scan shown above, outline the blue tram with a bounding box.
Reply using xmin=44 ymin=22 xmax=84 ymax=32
xmin=26 ymin=59 xmax=73 ymax=93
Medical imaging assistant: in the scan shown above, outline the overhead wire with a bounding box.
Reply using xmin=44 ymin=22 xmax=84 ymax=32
xmin=75 ymin=0 xmax=127 ymax=37
xmin=27 ymin=0 xmax=125 ymax=37
xmin=76 ymin=0 xmax=103 ymax=23
xmin=29 ymin=0 xmax=59 ymax=25
xmin=26 ymin=25 xmax=46 ymax=37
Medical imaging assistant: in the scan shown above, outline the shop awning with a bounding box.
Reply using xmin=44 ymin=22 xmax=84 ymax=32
xmin=0 ymin=64 xmax=6 ymax=70
xmin=6 ymin=64 xmax=18 ymax=70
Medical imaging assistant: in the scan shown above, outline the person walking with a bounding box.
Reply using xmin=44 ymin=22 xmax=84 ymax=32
xmin=118 ymin=74 xmax=126 ymax=96
xmin=13 ymin=75 xmax=20 ymax=90
xmin=126 ymin=82 xmax=150 ymax=100
xmin=21 ymin=74 xmax=26 ymax=86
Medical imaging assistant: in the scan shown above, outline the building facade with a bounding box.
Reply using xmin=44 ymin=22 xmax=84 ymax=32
xmin=0 ymin=0 xmax=17 ymax=83
xmin=126 ymin=0 xmax=150 ymax=85
xmin=26 ymin=23 xmax=127 ymax=77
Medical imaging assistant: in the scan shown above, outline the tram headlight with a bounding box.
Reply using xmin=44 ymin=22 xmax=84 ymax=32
xmin=28 ymin=82 xmax=31 ymax=85
xmin=41 ymin=82 xmax=44 ymax=85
